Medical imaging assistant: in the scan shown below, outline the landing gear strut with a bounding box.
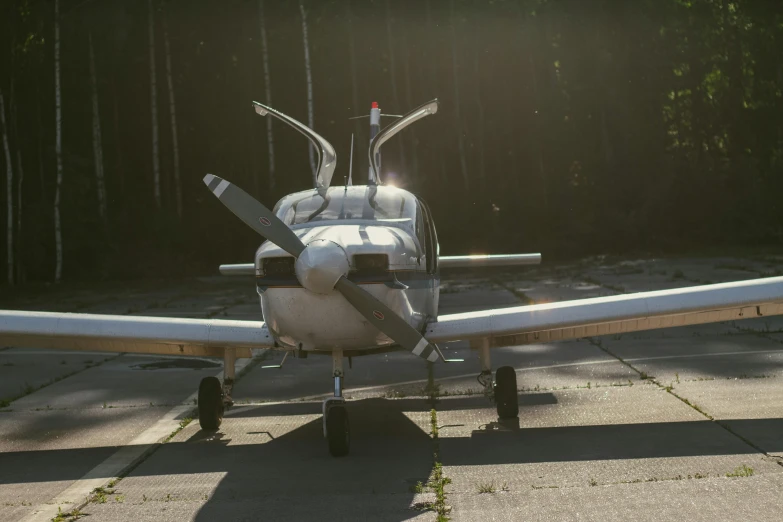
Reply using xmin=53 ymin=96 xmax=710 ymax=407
xmin=323 ymin=350 xmax=350 ymax=456
xmin=198 ymin=347 xmax=236 ymax=430
xmin=475 ymin=339 xmax=519 ymax=419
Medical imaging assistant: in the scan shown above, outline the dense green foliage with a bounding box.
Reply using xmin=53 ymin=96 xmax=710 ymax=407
xmin=1 ymin=0 xmax=782 ymax=282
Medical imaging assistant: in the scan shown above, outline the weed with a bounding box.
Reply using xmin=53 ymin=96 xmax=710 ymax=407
xmin=115 ymin=495 xmax=125 ymax=503
xmin=588 ymin=478 xmax=598 ymax=487
xmin=429 ymin=409 xmax=451 ymax=521
xmin=89 ymin=486 xmax=115 ymax=504
xmin=52 ymin=506 xmax=85 ymax=521
xmin=500 ymin=482 xmax=510 ymax=492
xmin=477 ymin=481 xmax=496 ymax=494
xmin=675 ymin=372 xmax=680 ymax=384
xmin=726 ymin=465 xmax=754 ymax=478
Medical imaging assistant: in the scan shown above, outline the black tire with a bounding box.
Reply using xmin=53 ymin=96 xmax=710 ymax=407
xmin=198 ymin=376 xmax=224 ymax=430
xmin=326 ymin=405 xmax=350 ymax=457
xmin=495 ymin=366 xmax=519 ymax=419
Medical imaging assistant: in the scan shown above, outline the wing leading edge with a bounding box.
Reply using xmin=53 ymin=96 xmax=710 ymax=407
xmin=427 ymin=276 xmax=783 ymax=347
xmin=0 ymin=311 xmax=273 ymax=358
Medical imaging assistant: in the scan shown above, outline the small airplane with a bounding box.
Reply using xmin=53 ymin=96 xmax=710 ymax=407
xmin=3 ymin=99 xmax=783 ymax=457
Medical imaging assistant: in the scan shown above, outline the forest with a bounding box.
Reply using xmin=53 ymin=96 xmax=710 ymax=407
xmin=1 ymin=0 xmax=782 ymax=283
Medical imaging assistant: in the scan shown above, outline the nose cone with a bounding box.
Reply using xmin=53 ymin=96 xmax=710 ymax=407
xmin=295 ymin=239 xmax=350 ymax=295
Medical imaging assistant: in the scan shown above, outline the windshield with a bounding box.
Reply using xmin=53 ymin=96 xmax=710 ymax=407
xmin=274 ymin=186 xmax=418 ymax=228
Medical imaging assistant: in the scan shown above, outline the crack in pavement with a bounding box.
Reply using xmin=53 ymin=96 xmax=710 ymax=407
xmin=586 ymin=337 xmax=783 ymax=467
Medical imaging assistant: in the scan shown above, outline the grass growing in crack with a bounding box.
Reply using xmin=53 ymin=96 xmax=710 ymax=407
xmin=726 ymin=465 xmax=754 ymax=478
xmin=51 ymin=506 xmax=84 ymax=521
xmin=476 ymin=481 xmax=496 ymax=494
xmin=429 ymin=408 xmax=452 ymax=521
xmin=164 ymin=416 xmax=193 ymax=443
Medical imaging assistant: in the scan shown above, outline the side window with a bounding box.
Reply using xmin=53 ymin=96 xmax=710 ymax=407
xmin=415 ymin=205 xmax=427 ymax=258
xmin=418 ymin=200 xmax=437 ymax=274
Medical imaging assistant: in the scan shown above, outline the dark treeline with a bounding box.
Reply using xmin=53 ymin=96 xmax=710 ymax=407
xmin=1 ymin=0 xmax=782 ymax=283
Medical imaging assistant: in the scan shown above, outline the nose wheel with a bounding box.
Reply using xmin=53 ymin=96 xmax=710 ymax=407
xmin=323 ymin=350 xmax=350 ymax=456
xmin=325 ymin=402 xmax=350 ymax=456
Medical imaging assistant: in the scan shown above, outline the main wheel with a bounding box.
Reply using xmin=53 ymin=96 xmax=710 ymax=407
xmin=326 ymin=405 xmax=350 ymax=457
xmin=494 ymin=366 xmax=519 ymax=419
xmin=198 ymin=376 xmax=224 ymax=430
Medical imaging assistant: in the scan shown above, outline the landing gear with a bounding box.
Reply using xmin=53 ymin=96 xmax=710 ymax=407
xmin=475 ymin=339 xmax=519 ymax=419
xmin=198 ymin=348 xmax=236 ymax=431
xmin=198 ymin=376 xmax=224 ymax=430
xmin=326 ymin=403 xmax=350 ymax=456
xmin=323 ymin=349 xmax=350 ymax=457
xmin=494 ymin=366 xmax=519 ymax=418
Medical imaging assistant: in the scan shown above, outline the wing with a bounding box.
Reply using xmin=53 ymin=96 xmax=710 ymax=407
xmin=439 ymin=253 xmax=541 ymax=268
xmin=0 ymin=311 xmax=273 ymax=358
xmin=219 ymin=263 xmax=255 ymax=276
xmin=427 ymin=276 xmax=783 ymax=347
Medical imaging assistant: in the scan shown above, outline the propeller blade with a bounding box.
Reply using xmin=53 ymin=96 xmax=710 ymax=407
xmin=334 ymin=277 xmax=440 ymax=363
xmin=203 ymin=174 xmax=305 ymax=258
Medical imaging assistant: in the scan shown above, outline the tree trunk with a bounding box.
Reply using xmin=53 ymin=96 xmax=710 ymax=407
xmin=10 ymin=83 xmax=24 ymax=284
xmin=449 ymin=0 xmax=468 ymax=189
xmin=0 ymin=92 xmax=13 ymax=286
xmin=89 ymin=33 xmax=108 ymax=224
xmin=36 ymin=98 xmax=45 ymax=201
xmin=148 ymin=0 xmax=161 ymax=208
xmin=258 ymin=0 xmax=276 ymax=190
xmin=162 ymin=13 xmax=182 ymax=218
xmin=472 ymin=24 xmax=485 ymax=190
xmin=402 ymin=22 xmax=418 ymax=178
xmin=299 ymin=1 xmax=316 ymax=185
xmin=346 ymin=1 xmax=364 ymax=153
xmin=112 ymin=81 xmax=124 ymax=195
xmin=385 ymin=0 xmax=406 ymax=169
xmin=15 ymin=148 xmax=23 ymax=283
xmin=54 ymin=0 xmax=64 ymax=282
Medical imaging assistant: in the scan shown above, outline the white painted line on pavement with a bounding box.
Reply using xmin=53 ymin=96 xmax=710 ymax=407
xmin=19 ymin=356 xmax=254 ymax=522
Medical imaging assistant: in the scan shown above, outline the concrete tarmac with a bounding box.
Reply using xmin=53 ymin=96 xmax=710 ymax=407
xmin=1 ymin=255 xmax=783 ymax=521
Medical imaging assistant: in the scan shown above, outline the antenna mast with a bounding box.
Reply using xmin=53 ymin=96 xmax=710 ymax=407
xmin=367 ymin=101 xmax=380 ymax=184
xmin=347 ymin=134 xmax=354 ymax=186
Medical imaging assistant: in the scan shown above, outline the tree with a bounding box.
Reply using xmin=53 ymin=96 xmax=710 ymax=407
xmin=148 ymin=0 xmax=161 ymax=209
xmin=88 ymin=33 xmax=108 ymax=224
xmin=299 ymin=0 xmax=316 ymax=184
xmin=258 ymin=0 xmax=275 ymax=190
xmin=53 ymin=0 xmax=64 ymax=282
xmin=162 ymin=11 xmax=182 ymax=218
xmin=0 ymin=91 xmax=13 ymax=285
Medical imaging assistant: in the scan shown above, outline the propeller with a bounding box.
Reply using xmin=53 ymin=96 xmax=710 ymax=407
xmin=203 ymin=174 xmax=441 ymax=363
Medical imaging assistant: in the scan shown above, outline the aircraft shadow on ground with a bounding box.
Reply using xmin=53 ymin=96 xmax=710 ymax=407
xmin=1 ymin=395 xmax=780 ymax=477
xmin=2 ymin=394 xmax=781 ymax=520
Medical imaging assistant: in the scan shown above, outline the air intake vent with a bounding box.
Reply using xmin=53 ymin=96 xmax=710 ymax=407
xmin=262 ymin=257 xmax=295 ymax=276
xmin=353 ymin=254 xmax=389 ymax=273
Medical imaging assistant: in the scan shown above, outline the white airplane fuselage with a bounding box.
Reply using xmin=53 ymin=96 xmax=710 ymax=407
xmin=255 ymin=185 xmax=440 ymax=354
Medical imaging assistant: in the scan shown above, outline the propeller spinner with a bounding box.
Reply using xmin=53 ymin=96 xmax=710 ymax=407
xmin=202 ymin=174 xmax=441 ymax=363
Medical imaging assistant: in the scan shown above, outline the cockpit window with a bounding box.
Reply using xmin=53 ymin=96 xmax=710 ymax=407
xmin=274 ymin=186 xmax=417 ymax=228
